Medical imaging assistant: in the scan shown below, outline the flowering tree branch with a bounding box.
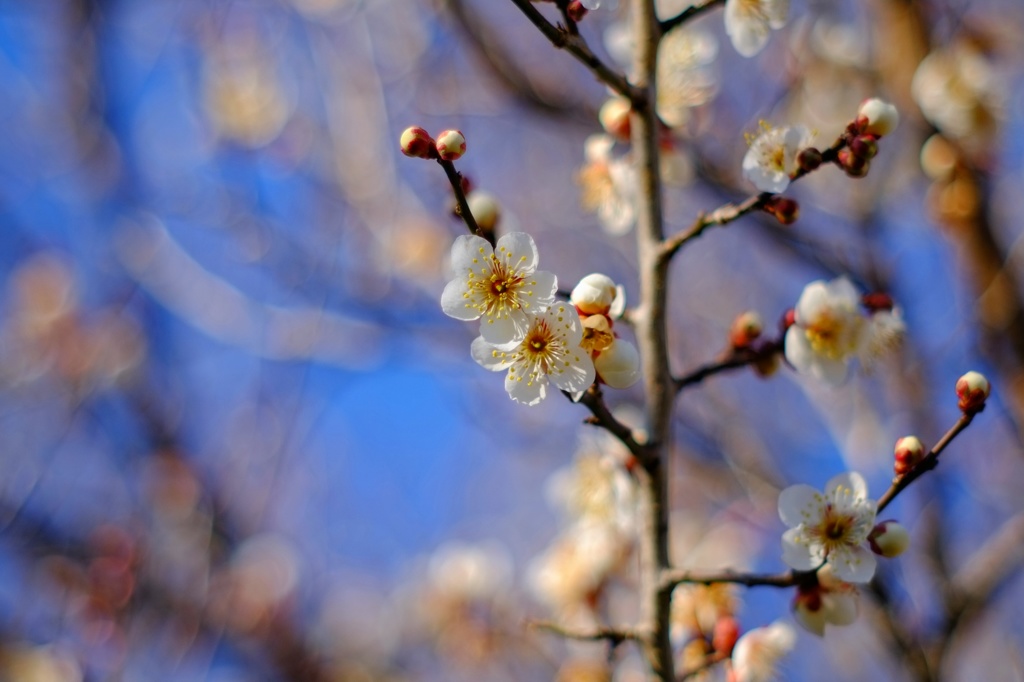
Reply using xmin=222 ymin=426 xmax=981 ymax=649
xmin=674 ymin=340 xmax=782 ymax=392
xmin=661 ymin=567 xmax=799 ymax=590
xmin=576 ymin=385 xmax=651 ymax=461
xmin=875 ymin=412 xmax=976 ymax=513
xmin=507 ymin=0 xmax=641 ymax=102
xmin=437 ymin=158 xmax=491 ymax=245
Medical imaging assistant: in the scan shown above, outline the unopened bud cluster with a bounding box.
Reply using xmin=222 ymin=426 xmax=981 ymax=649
xmin=571 ymin=274 xmax=639 ymax=389
xmin=893 ymin=435 xmax=925 ymax=477
xmin=836 ymin=98 xmax=900 ymax=178
xmin=399 ymin=126 xmax=467 ymax=161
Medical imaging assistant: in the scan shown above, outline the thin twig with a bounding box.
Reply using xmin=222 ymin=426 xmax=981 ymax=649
xmin=660 ymin=567 xmax=799 ymax=590
xmin=436 ymin=158 xmax=491 ymax=246
xmin=507 ymin=0 xmax=640 ymax=102
xmin=673 ymin=341 xmax=781 ymax=392
xmin=659 ymin=135 xmax=848 ymax=262
xmin=574 ymin=385 xmax=651 ymax=462
xmin=659 ymin=0 xmax=725 ymax=34
xmin=876 ymin=412 xmax=976 ymax=513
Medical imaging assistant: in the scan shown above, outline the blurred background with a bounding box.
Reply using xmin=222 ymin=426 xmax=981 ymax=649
xmin=0 ymin=0 xmax=1023 ymax=680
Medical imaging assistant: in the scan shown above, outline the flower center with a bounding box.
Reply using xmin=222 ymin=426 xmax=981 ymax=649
xmin=804 ymin=312 xmax=861 ymax=360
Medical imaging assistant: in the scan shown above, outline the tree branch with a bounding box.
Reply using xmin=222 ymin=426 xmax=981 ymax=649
xmin=659 ymin=0 xmax=725 ymax=34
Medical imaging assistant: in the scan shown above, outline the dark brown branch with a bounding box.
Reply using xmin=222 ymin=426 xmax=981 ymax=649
xmin=661 ymin=567 xmax=799 ymax=590
xmin=659 ymin=136 xmax=848 ymax=262
xmin=876 ymin=412 xmax=976 ymax=513
xmin=673 ymin=341 xmax=781 ymax=392
xmin=507 ymin=0 xmax=641 ymax=102
xmin=659 ymin=0 xmax=725 ymax=34
xmin=575 ymin=385 xmax=651 ymax=462
xmin=436 ymin=158 xmax=492 ymax=246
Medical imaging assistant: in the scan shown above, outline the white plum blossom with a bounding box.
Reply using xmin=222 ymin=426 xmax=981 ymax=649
xmin=742 ymin=125 xmax=813 ymax=194
xmin=441 ymin=232 xmax=557 ymax=350
xmin=784 ymin=277 xmax=865 ymax=385
xmin=731 ymin=620 xmax=796 ymax=682
xmin=779 ymin=472 xmax=878 ymax=583
xmin=657 ymin=27 xmax=719 ymax=128
xmin=471 ymin=304 xmax=595 ymax=406
xmin=724 ymin=0 xmax=789 ymax=57
xmin=791 ymin=564 xmax=859 ymax=636
xmin=579 ymin=134 xmax=638 ymax=235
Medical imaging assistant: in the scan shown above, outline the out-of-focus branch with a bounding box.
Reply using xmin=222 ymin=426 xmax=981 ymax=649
xmin=659 ymin=0 xmax=725 ymax=34
xmin=661 ymin=568 xmax=798 ymax=589
xmin=507 ymin=0 xmax=641 ymax=102
xmin=674 ymin=341 xmax=781 ymax=392
xmin=529 ymin=619 xmax=641 ymax=645
xmin=576 ymin=385 xmax=651 ymax=461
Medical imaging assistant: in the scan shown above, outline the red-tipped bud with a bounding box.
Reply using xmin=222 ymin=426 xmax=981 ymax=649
xmin=956 ymin=371 xmax=990 ymax=414
xmin=765 ymin=196 xmax=800 ymax=225
xmin=849 ymin=135 xmax=879 ymax=161
xmin=894 ymin=436 xmax=926 ymax=477
xmin=837 ymin=148 xmax=870 ymax=177
xmin=857 ymin=98 xmax=899 ymax=137
xmin=400 ymin=126 xmax=434 ymax=159
xmin=712 ymin=616 xmax=741 ymax=656
xmin=599 ymin=97 xmax=632 ymax=141
xmin=781 ymin=308 xmax=796 ymax=332
xmin=566 ymin=0 xmax=588 ymax=22
xmin=868 ymin=520 xmax=910 ymax=558
xmin=730 ymin=311 xmax=763 ymax=349
xmin=797 ymin=147 xmax=823 ymax=172
xmin=435 ymin=129 xmax=466 ymax=161
xmin=862 ymin=292 xmax=894 ymax=312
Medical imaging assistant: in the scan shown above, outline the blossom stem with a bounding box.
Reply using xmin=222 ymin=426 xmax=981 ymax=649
xmin=436 ymin=158 xmax=492 ymax=246
xmin=876 ymin=413 xmax=976 ymax=513
xmin=506 ymin=0 xmax=641 ymax=103
xmin=674 ymin=340 xmax=781 ymax=392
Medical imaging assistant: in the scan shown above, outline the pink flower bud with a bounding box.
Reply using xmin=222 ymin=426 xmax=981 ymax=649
xmin=599 ymin=97 xmax=632 ymax=141
xmin=857 ymin=98 xmax=900 ymax=137
xmin=868 ymin=520 xmax=910 ymax=558
xmin=435 ymin=129 xmax=466 ymax=161
xmin=466 ymin=191 xmax=501 ymax=232
xmin=849 ymin=135 xmax=879 ymax=160
xmin=780 ymin=308 xmax=796 ymax=332
xmin=400 ymin=126 xmax=434 ymax=159
xmin=956 ymin=370 xmax=990 ymax=413
xmin=712 ymin=616 xmax=740 ymax=656
xmin=862 ymin=292 xmax=894 ymax=312
xmin=893 ymin=436 xmax=925 ymax=477
xmin=838 ymin=148 xmax=870 ymax=177
xmin=730 ymin=311 xmax=763 ymax=349
xmin=797 ymin=147 xmax=823 ymax=172
xmin=566 ymin=0 xmax=588 ymax=22
xmin=765 ymin=196 xmax=799 ymax=225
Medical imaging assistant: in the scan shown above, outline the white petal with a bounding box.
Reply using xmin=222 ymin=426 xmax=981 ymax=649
xmin=506 ymin=370 xmax=547 ymax=406
xmin=794 ymin=280 xmax=830 ymax=324
xmin=828 ymin=545 xmax=876 ymax=583
xmin=551 ymin=353 xmax=596 ymax=394
xmin=494 ymin=232 xmax=538 ymax=273
xmin=825 ymin=471 xmax=868 ymax=501
xmin=480 ymin=310 xmax=530 ymax=351
xmin=584 ymin=134 xmax=616 ymax=163
xmin=742 ymin=162 xmax=790 ymax=193
xmin=810 ymin=355 xmax=849 ymax=385
xmin=470 ymin=336 xmax=512 ymax=372
xmin=781 ymin=527 xmax=822 ymax=571
xmin=784 ymin=325 xmax=814 ymax=372
xmin=765 ymin=0 xmax=789 ymax=29
xmin=449 ymin=234 xmax=492 ymax=274
xmin=521 ymin=270 xmax=558 ymax=312
xmin=440 ymin=277 xmax=480 ymax=321
xmin=821 ymin=590 xmax=859 ymax=626
xmin=826 ymin=276 xmax=860 ymax=304
xmin=778 ymin=484 xmax=824 ymax=528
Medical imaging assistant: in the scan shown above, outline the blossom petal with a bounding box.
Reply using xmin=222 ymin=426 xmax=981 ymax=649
xmin=781 ymin=527 xmax=822 ymax=571
xmin=778 ymin=484 xmax=825 ymax=528
xmin=550 ymin=352 xmax=596 ymax=394
xmin=480 ymin=310 xmax=529 ymax=351
xmin=828 ymin=544 xmax=876 ymax=583
xmin=784 ymin=325 xmax=814 ymax=372
xmin=494 ymin=232 xmax=538 ymax=273
xmin=810 ymin=355 xmax=849 ymax=385
xmin=506 ymin=370 xmax=547 ymax=406
xmin=470 ymin=336 xmax=512 ymax=372
xmin=520 ymin=270 xmax=558 ymax=312
xmin=765 ymin=0 xmax=789 ymax=28
xmin=440 ymin=277 xmax=480 ymax=321
xmin=449 ymin=234 xmax=491 ymax=274
xmin=793 ymin=279 xmax=829 ymax=324
xmin=825 ymin=471 xmax=868 ymax=501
